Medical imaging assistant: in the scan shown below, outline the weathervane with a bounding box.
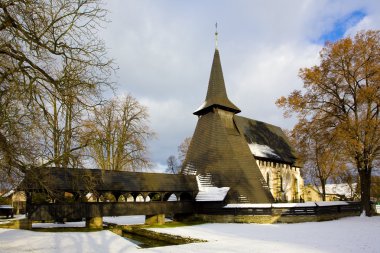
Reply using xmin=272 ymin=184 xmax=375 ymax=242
xmin=215 ymin=22 xmax=218 ymax=49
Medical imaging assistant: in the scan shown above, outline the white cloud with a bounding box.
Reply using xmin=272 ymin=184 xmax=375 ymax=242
xmin=139 ymin=97 xmax=197 ymax=165
xmin=229 ymin=42 xmax=320 ymax=128
xmin=345 ymin=15 xmax=380 ymax=37
xmin=100 ymin=0 xmax=380 ymax=167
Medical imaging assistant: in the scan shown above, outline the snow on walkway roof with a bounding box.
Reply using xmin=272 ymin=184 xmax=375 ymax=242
xmin=195 ymin=174 xmax=230 ymax=202
xmin=196 ymin=186 xmax=230 ymax=201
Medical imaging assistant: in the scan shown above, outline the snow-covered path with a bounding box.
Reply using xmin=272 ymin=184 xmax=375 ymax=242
xmin=0 ymin=229 xmax=136 ymax=253
xmin=0 ymin=216 xmax=379 ymax=253
xmin=149 ymin=216 xmax=380 ymax=253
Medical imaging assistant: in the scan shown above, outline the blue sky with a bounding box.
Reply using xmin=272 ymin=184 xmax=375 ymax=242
xmin=101 ymin=0 xmax=380 ymax=172
xmin=318 ymin=10 xmax=367 ymax=43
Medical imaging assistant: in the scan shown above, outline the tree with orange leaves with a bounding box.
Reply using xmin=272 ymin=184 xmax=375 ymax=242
xmin=277 ymin=30 xmax=380 ymax=216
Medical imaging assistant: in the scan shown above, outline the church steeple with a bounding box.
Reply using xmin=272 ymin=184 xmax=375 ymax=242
xmin=194 ymin=48 xmax=241 ymax=115
xmin=183 ymin=32 xmax=274 ymax=204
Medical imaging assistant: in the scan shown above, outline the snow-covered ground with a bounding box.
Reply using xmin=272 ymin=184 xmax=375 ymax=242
xmin=0 ymin=215 xmax=25 ymax=225
xmin=0 ymin=215 xmax=379 ymax=253
xmin=31 ymin=215 xmax=146 ymax=228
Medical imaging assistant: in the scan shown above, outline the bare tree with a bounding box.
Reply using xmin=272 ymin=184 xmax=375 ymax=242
xmin=177 ymin=137 xmax=191 ymax=167
xmin=166 ymin=155 xmax=179 ymax=174
xmin=83 ymin=95 xmax=154 ymax=171
xmin=0 ymin=0 xmax=113 ymax=192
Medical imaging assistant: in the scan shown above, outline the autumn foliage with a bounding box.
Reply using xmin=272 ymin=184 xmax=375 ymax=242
xmin=277 ymin=30 xmax=380 ymax=215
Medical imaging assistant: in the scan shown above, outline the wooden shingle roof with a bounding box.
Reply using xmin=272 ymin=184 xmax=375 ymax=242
xmin=234 ymin=116 xmax=301 ymax=167
xmin=22 ymin=168 xmax=198 ymax=193
xmin=182 ymin=108 xmax=274 ymax=203
xmin=194 ymin=49 xmax=241 ymax=115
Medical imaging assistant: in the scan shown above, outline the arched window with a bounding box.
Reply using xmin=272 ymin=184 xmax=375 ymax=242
xmin=125 ymin=193 xmax=134 ymax=202
xmin=163 ymin=193 xmax=179 ymax=201
xmin=266 ymin=172 xmax=270 ymax=188
xmin=280 ymin=176 xmax=283 ymax=192
xmin=148 ymin=192 xmax=161 ymax=202
xmin=103 ymin=192 xmax=116 ymax=202
xmin=135 ymin=194 xmax=144 ymax=202
xmin=118 ymin=195 xmax=126 ymax=202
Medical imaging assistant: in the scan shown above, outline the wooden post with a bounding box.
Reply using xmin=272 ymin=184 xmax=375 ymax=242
xmin=86 ymin=216 xmax=103 ymax=229
xmin=145 ymin=214 xmax=165 ymax=225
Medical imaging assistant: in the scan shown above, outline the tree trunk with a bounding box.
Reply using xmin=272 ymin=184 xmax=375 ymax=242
xmin=321 ymin=182 xmax=326 ymax=201
xmin=359 ymin=169 xmax=372 ymax=216
xmin=53 ymin=97 xmax=60 ymax=167
xmin=318 ymin=176 xmax=327 ymax=201
xmin=62 ymin=102 xmax=73 ymax=168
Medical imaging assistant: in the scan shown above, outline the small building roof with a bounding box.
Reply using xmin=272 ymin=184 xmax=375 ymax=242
xmin=321 ymin=183 xmax=357 ymax=198
xmin=1 ymin=190 xmax=15 ymax=198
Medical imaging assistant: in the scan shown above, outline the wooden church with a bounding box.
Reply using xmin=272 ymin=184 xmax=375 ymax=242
xmin=182 ymin=46 xmax=303 ymax=204
xmin=20 ymin=37 xmax=359 ymax=228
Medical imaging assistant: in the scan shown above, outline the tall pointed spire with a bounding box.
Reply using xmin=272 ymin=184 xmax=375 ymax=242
xmin=194 ymin=39 xmax=241 ymax=115
xmin=183 ymin=29 xmax=274 ymax=204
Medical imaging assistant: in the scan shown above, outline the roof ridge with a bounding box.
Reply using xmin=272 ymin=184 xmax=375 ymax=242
xmin=234 ymin=115 xmax=283 ymax=131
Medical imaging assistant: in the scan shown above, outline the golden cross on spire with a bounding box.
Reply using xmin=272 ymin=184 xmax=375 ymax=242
xmin=215 ymin=22 xmax=218 ymax=49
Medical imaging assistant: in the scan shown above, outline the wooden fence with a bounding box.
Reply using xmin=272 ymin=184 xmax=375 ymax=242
xmin=195 ymin=202 xmax=361 ymax=216
xmin=27 ymin=201 xmax=361 ymax=221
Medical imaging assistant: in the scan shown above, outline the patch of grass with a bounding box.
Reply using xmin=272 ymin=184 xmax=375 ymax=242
xmin=145 ymin=220 xmax=205 ymax=228
xmin=122 ymin=225 xmax=207 ymax=245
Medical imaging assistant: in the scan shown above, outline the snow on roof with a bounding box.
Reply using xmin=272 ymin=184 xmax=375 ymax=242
xmin=0 ymin=205 xmax=13 ymax=209
xmin=196 ymin=186 xmax=230 ymax=201
xmin=248 ymin=143 xmax=280 ymax=159
xmin=194 ymin=101 xmax=207 ymax=114
xmin=195 ymin=174 xmax=230 ymax=202
xmin=316 ymin=201 xmax=349 ymax=206
xmin=224 ymin=202 xmax=343 ymax=208
xmin=272 ymin=202 xmax=317 ymax=208
xmin=1 ymin=190 xmax=14 ymax=198
xmin=320 ymin=183 xmax=357 ymax=198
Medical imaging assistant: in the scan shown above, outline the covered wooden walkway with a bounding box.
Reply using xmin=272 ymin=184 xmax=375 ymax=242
xmin=21 ymin=167 xmax=198 ymax=228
